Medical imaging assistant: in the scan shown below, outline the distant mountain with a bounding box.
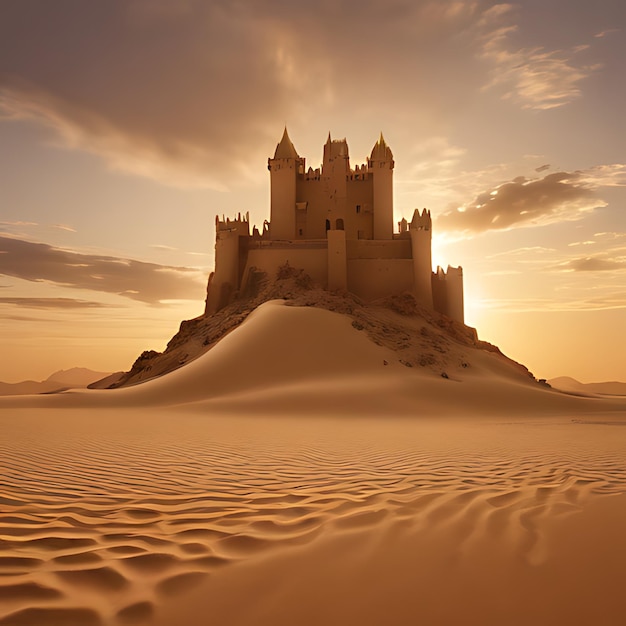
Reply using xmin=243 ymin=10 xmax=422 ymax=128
xmin=0 ymin=368 xmax=112 ymax=396
xmin=548 ymin=376 xmax=626 ymax=396
xmin=46 ymin=367 xmax=111 ymax=387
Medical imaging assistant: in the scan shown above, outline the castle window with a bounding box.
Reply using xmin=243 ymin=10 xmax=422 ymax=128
xmin=356 ymin=204 xmax=361 ymax=214
xmin=336 ymin=218 xmax=344 ymax=231
xmin=298 ymin=229 xmax=303 ymax=236
xmin=325 ymin=219 xmax=331 ymax=231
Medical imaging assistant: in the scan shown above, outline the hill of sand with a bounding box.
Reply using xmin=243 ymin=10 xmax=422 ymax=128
xmin=1 ymin=281 xmax=625 ymax=625
xmin=2 ymin=299 xmax=624 ymax=416
xmin=106 ymin=268 xmax=531 ymax=389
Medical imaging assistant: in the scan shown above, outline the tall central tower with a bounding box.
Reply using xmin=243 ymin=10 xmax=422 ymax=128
xmin=321 ymin=134 xmax=350 ymax=229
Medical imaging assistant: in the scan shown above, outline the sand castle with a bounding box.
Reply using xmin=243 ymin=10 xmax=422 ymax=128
xmin=205 ymin=129 xmax=464 ymax=324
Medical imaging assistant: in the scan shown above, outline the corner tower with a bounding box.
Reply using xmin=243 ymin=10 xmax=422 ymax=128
xmin=369 ymin=133 xmax=394 ymax=240
xmin=268 ymin=128 xmax=304 ymax=240
xmin=409 ymin=208 xmax=434 ymax=308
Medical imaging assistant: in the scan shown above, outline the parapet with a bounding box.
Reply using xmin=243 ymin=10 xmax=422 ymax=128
xmin=216 ymin=212 xmax=250 ymax=236
xmin=410 ymin=208 xmax=432 ymax=231
xmin=433 ymin=265 xmax=463 ymax=280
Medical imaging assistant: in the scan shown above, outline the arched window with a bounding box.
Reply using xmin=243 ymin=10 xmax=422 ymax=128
xmin=336 ymin=218 xmax=344 ymax=231
xmin=325 ymin=219 xmax=331 ymax=231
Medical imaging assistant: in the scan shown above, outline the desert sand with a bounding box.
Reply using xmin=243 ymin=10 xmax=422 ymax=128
xmin=1 ymin=301 xmax=625 ymax=625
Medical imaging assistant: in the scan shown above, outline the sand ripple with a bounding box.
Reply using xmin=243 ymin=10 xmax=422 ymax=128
xmin=0 ymin=411 xmax=624 ymax=624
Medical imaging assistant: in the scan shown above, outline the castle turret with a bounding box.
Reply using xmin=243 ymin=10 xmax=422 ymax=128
xmin=322 ymin=133 xmax=350 ymax=233
xmin=409 ymin=208 xmax=433 ymax=308
xmin=369 ymin=133 xmax=394 ymax=240
xmin=268 ymin=128 xmax=304 ymax=240
xmin=205 ymin=213 xmax=250 ymax=315
xmin=432 ymin=265 xmax=464 ymax=323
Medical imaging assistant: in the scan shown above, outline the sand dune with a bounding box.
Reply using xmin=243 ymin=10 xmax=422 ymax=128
xmin=1 ymin=408 xmax=625 ymax=625
xmin=0 ymin=301 xmax=623 ymax=416
xmin=1 ymin=301 xmax=625 ymax=625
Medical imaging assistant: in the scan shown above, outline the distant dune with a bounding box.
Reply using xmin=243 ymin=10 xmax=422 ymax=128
xmin=0 ymin=367 xmax=111 ymax=396
xmin=548 ymin=376 xmax=626 ymax=396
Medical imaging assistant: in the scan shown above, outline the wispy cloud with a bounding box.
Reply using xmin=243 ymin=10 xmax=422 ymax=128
xmin=0 ymin=236 xmax=205 ymax=305
xmin=0 ymin=221 xmax=38 ymax=228
xmin=552 ymin=256 xmax=626 ymax=272
xmin=52 ymin=224 xmax=77 ymax=233
xmin=0 ymin=297 xmax=106 ymax=309
xmin=475 ymin=293 xmax=626 ymax=312
xmin=478 ymin=4 xmax=600 ymax=110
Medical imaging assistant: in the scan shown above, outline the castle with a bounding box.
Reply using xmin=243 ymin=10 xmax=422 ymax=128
xmin=205 ymin=129 xmax=464 ymax=323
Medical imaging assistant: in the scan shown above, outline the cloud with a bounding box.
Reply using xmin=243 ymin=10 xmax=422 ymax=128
xmin=0 ymin=1 xmax=521 ymax=189
xmin=0 ymin=297 xmax=106 ymax=309
xmin=438 ymin=170 xmax=607 ymax=235
xmin=52 ymin=224 xmax=77 ymax=233
xmin=478 ymin=4 xmax=600 ymax=110
xmin=594 ymin=29 xmax=620 ymax=38
xmin=0 ymin=221 xmax=38 ymax=228
xmin=555 ymin=257 xmax=626 ymax=272
xmin=475 ymin=293 xmax=626 ymax=312
xmin=0 ymin=235 xmax=205 ymax=305
xmin=535 ymin=164 xmax=550 ymax=173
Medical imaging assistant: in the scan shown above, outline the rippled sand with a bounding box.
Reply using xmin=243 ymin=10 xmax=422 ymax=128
xmin=1 ymin=408 xmax=625 ymax=625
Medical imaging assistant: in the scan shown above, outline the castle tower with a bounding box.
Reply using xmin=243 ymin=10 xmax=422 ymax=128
xmin=321 ymin=133 xmax=350 ymax=232
xmin=205 ymin=213 xmax=250 ymax=315
xmin=369 ymin=133 xmax=394 ymax=240
xmin=268 ymin=128 xmax=304 ymax=240
xmin=409 ymin=208 xmax=434 ymax=308
xmin=431 ymin=266 xmax=464 ymax=324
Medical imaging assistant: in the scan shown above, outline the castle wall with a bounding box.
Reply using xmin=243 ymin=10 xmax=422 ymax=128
xmin=327 ymin=230 xmax=347 ymax=291
xmin=241 ymin=244 xmax=328 ymax=291
xmin=297 ymin=176 xmax=375 ymax=240
xmin=347 ymin=259 xmax=414 ymax=301
xmin=346 ymin=239 xmax=411 ymax=260
xmin=297 ymin=180 xmax=329 ymax=239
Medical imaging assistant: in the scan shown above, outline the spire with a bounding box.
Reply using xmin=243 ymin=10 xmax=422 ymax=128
xmin=326 ymin=131 xmax=332 ymax=145
xmin=370 ymin=131 xmax=393 ymax=162
xmin=273 ymin=127 xmax=299 ymax=159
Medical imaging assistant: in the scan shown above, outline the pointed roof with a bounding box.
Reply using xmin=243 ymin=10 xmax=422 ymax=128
xmin=273 ymin=127 xmax=299 ymax=159
xmin=370 ymin=132 xmax=393 ymax=161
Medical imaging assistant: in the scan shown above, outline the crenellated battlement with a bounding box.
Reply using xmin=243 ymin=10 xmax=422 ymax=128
xmin=216 ymin=212 xmax=250 ymax=236
xmin=410 ymin=208 xmax=432 ymax=231
xmin=433 ymin=265 xmax=463 ymax=280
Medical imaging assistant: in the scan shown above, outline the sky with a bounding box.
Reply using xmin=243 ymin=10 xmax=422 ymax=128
xmin=0 ymin=0 xmax=624 ymax=384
